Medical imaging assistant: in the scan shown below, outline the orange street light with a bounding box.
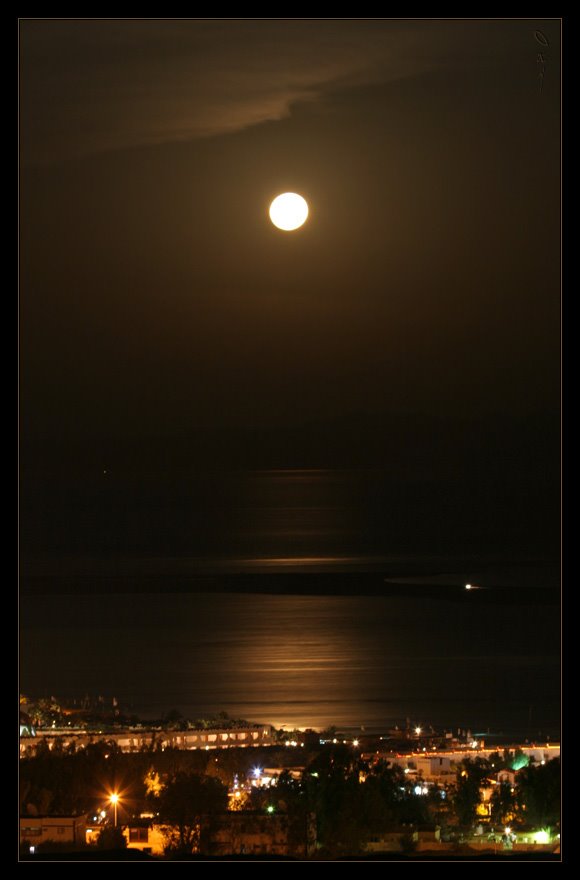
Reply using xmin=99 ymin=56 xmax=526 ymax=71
xmin=110 ymin=793 xmax=119 ymax=827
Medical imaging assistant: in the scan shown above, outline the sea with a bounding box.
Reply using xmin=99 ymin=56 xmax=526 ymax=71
xmin=19 ymin=469 xmax=560 ymax=739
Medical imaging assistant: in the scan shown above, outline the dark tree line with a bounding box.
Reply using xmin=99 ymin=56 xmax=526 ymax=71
xmin=19 ymin=739 xmax=286 ymax=817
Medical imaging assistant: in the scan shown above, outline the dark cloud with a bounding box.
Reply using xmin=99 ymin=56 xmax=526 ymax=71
xmin=19 ymin=18 xmax=544 ymax=164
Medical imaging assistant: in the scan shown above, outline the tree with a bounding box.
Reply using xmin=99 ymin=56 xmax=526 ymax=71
xmin=487 ymin=750 xmax=506 ymax=770
xmin=490 ymin=781 xmax=516 ymax=825
xmin=517 ymin=758 xmax=560 ymax=828
xmin=505 ymin=747 xmax=530 ymax=771
xmin=204 ymin=750 xmax=251 ymax=787
xmin=144 ymin=768 xmax=163 ymax=798
xmin=315 ymin=773 xmax=367 ymax=855
xmin=156 ymin=772 xmax=227 ymax=854
xmin=399 ymin=832 xmax=417 ymax=854
xmin=452 ymin=758 xmax=492 ymax=828
xmin=31 ymin=697 xmax=63 ymax=728
xmin=308 ymin=743 xmax=354 ymax=777
xmin=163 ymin=709 xmax=187 ymax=731
xmin=97 ymin=826 xmax=127 ymax=850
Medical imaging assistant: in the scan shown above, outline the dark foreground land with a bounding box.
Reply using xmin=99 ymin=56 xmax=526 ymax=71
xmin=21 ymin=850 xmax=560 ymax=862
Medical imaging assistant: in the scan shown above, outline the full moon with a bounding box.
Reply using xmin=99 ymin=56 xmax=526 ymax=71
xmin=269 ymin=192 xmax=309 ymax=231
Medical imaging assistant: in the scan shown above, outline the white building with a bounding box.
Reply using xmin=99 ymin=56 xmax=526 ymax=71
xmin=20 ymin=723 xmax=276 ymax=756
xmin=20 ymin=814 xmax=88 ymax=848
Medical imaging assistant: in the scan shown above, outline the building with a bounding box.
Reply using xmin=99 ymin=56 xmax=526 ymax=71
xmin=365 ymin=826 xmax=441 ymax=853
xmin=201 ymin=811 xmax=316 ymax=858
xmin=364 ymin=745 xmax=560 ymax=777
xmin=20 ymin=722 xmax=276 ymax=756
xmin=122 ymin=819 xmax=166 ymax=856
xmin=364 ymin=828 xmax=418 ymax=853
xmin=20 ymin=814 xmax=88 ymax=849
xmin=253 ymin=766 xmax=305 ymax=787
xmin=416 ymin=826 xmax=441 ymax=847
xmin=154 ymin=724 xmax=275 ymax=751
xmin=497 ymin=768 xmax=517 ymax=785
xmin=411 ymin=755 xmax=455 ymax=782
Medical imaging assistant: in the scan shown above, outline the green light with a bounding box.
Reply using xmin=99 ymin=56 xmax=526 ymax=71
xmin=266 ymin=805 xmax=275 ymax=814
xmin=510 ymin=753 xmax=530 ymax=770
xmin=534 ymin=830 xmax=550 ymax=844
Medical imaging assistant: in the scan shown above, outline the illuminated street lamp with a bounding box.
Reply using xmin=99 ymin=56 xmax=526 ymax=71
xmin=110 ymin=793 xmax=119 ymax=827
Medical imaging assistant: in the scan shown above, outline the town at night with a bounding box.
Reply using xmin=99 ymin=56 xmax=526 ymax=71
xmin=19 ymin=695 xmax=560 ymax=859
xmin=20 ymin=18 xmax=561 ymax=861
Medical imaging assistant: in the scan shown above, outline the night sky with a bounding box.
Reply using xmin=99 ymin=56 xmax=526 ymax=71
xmin=20 ymin=19 xmax=560 ymax=574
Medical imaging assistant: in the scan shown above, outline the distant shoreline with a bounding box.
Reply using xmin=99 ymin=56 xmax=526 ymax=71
xmin=20 ymin=571 xmax=560 ymax=605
